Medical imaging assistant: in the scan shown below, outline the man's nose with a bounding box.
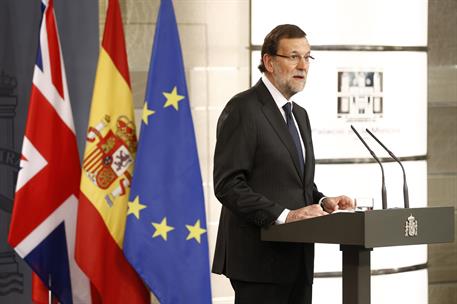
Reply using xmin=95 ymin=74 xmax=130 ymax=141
xmin=296 ymin=59 xmax=308 ymax=70
xmin=297 ymin=57 xmax=310 ymax=69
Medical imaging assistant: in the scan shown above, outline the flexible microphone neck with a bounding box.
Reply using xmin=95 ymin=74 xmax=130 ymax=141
xmin=351 ymin=125 xmax=388 ymax=210
xmin=365 ymin=129 xmax=409 ymax=208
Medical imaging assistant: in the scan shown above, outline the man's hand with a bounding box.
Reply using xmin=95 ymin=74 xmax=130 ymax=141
xmin=321 ymin=195 xmax=355 ymax=213
xmin=285 ymin=204 xmax=328 ymax=223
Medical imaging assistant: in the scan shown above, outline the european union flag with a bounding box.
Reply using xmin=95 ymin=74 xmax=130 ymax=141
xmin=123 ymin=0 xmax=212 ymax=303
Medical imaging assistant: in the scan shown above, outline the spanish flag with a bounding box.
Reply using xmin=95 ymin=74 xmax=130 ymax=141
xmin=75 ymin=0 xmax=149 ymax=302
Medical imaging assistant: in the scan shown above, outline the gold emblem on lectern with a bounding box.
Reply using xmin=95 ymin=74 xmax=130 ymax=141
xmin=405 ymin=214 xmax=418 ymax=237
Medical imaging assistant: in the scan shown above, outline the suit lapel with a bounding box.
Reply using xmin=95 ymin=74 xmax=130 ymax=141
xmin=293 ymin=103 xmax=313 ymax=185
xmin=254 ymin=81 xmax=304 ymax=180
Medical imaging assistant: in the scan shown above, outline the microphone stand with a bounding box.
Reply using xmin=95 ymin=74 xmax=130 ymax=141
xmin=351 ymin=125 xmax=388 ymax=209
xmin=365 ymin=128 xmax=409 ymax=208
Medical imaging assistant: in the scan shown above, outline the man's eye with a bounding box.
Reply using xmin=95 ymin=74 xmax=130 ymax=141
xmin=290 ymin=55 xmax=299 ymax=60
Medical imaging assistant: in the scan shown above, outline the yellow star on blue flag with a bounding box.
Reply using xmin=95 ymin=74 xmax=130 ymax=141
xmin=123 ymin=1 xmax=212 ymax=303
xmin=152 ymin=217 xmax=174 ymax=240
xmin=163 ymin=86 xmax=184 ymax=110
xmin=186 ymin=219 xmax=207 ymax=243
xmin=127 ymin=196 xmax=147 ymax=219
xmin=142 ymin=102 xmax=155 ymax=125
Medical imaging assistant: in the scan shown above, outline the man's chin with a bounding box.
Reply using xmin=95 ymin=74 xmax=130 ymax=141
xmin=290 ymin=84 xmax=305 ymax=94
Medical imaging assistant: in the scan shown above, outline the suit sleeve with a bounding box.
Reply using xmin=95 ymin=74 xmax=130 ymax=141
xmin=313 ymin=183 xmax=324 ymax=203
xmin=213 ymin=98 xmax=284 ymax=227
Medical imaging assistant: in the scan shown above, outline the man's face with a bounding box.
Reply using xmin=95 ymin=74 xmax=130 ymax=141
xmin=264 ymin=37 xmax=311 ymax=100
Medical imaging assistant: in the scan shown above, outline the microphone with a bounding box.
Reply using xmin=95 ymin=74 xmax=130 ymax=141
xmin=351 ymin=125 xmax=387 ymax=209
xmin=365 ymin=129 xmax=409 ymax=209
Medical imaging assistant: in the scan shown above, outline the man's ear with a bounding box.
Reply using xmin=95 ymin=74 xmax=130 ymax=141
xmin=263 ymin=53 xmax=274 ymax=73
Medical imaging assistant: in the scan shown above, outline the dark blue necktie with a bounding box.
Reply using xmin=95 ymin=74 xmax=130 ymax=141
xmin=283 ymin=102 xmax=304 ymax=175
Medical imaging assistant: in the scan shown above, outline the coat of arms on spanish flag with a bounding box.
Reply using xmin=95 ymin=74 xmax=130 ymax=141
xmin=83 ymin=114 xmax=136 ymax=203
xmin=75 ymin=0 xmax=149 ymax=303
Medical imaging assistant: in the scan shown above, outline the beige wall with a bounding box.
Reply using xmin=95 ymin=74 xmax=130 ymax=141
xmin=428 ymin=0 xmax=457 ymax=303
xmin=106 ymin=0 xmax=456 ymax=302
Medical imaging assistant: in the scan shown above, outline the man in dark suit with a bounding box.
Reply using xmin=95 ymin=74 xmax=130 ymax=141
xmin=212 ymin=24 xmax=355 ymax=304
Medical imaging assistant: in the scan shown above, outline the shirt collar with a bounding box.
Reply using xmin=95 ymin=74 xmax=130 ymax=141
xmin=261 ymin=74 xmax=292 ymax=111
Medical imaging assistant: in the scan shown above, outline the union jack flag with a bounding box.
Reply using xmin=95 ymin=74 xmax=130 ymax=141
xmin=8 ymin=0 xmax=91 ymax=303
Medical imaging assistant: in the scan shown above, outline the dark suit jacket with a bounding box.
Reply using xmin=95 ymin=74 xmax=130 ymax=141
xmin=212 ymin=79 xmax=324 ymax=285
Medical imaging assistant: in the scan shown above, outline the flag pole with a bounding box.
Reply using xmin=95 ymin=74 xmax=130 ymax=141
xmin=48 ymin=275 xmax=52 ymax=304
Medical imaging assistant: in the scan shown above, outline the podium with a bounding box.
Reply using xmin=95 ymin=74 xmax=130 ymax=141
xmin=261 ymin=207 xmax=455 ymax=304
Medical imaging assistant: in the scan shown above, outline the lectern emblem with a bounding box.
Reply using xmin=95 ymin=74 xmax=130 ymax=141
xmin=405 ymin=214 xmax=418 ymax=237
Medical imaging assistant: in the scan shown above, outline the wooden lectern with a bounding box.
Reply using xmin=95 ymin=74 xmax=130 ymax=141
xmin=261 ymin=207 xmax=455 ymax=304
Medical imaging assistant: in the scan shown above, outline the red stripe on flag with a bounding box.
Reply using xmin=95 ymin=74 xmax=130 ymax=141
xmin=8 ymin=85 xmax=80 ymax=247
xmin=75 ymin=193 xmax=149 ymax=304
xmin=102 ymin=0 xmax=131 ymax=87
xmin=46 ymin=0 xmax=64 ymax=99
